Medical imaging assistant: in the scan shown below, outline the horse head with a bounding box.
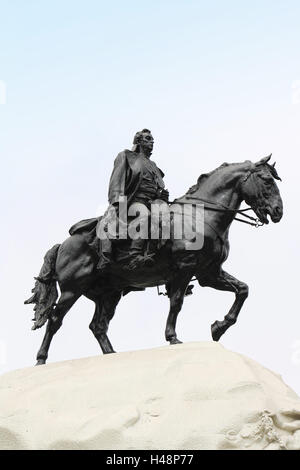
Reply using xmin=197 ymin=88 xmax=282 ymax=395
xmin=241 ymin=154 xmax=283 ymax=224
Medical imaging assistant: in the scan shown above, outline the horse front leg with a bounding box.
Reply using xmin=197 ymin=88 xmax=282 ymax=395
xmin=165 ymin=275 xmax=191 ymax=345
xmin=198 ymin=269 xmax=249 ymax=342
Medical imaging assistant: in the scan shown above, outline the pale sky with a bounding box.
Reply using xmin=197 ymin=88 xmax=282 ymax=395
xmin=0 ymin=0 xmax=300 ymax=394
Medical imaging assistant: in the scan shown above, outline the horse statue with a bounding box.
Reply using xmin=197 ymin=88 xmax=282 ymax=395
xmin=25 ymin=155 xmax=283 ymax=365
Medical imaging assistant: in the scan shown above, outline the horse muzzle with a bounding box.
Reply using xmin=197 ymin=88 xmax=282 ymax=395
xmin=270 ymin=205 xmax=283 ymax=223
xmin=263 ymin=204 xmax=283 ymax=224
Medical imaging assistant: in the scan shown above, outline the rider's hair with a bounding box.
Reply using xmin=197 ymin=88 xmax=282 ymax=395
xmin=133 ymin=129 xmax=152 ymax=145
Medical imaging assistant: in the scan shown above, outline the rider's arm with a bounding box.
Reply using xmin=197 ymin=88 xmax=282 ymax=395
xmin=108 ymin=151 xmax=127 ymax=205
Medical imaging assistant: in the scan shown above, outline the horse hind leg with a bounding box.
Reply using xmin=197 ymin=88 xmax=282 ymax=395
xmin=36 ymin=290 xmax=80 ymax=365
xmin=89 ymin=291 xmax=121 ymax=355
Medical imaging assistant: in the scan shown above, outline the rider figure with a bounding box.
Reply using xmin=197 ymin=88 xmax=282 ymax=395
xmin=99 ymin=129 xmax=169 ymax=271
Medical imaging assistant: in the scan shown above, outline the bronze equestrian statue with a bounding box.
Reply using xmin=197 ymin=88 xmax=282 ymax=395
xmin=25 ymin=130 xmax=283 ymax=365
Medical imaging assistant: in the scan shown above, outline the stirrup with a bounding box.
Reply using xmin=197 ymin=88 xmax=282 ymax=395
xmin=124 ymin=253 xmax=155 ymax=271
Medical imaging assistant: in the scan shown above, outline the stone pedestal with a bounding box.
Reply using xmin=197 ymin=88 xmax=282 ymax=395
xmin=0 ymin=342 xmax=299 ymax=450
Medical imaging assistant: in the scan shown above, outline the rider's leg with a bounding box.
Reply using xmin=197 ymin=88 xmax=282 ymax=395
xmin=125 ymin=205 xmax=155 ymax=270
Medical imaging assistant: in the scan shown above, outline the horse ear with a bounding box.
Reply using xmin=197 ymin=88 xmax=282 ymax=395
xmin=255 ymin=154 xmax=272 ymax=166
xmin=272 ymin=162 xmax=276 ymax=167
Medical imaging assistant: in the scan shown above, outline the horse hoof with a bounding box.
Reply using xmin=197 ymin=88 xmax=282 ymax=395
xmin=35 ymin=359 xmax=46 ymax=366
xmin=169 ymin=338 xmax=183 ymax=345
xmin=211 ymin=321 xmax=223 ymax=342
xmin=103 ymin=350 xmax=116 ymax=355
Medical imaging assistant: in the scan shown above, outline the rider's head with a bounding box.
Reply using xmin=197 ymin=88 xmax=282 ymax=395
xmin=132 ymin=129 xmax=154 ymax=157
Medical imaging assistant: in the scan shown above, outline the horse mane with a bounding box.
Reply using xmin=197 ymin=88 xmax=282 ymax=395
xmin=187 ymin=162 xmax=232 ymax=194
xmin=186 ymin=159 xmax=281 ymax=196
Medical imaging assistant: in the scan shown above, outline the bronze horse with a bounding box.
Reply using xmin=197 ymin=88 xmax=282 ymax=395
xmin=25 ymin=155 xmax=283 ymax=365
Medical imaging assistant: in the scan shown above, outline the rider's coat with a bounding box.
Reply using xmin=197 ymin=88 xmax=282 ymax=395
xmin=108 ymin=150 xmax=165 ymax=206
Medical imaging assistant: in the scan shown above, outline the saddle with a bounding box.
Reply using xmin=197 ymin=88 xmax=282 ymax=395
xmin=69 ymin=217 xmax=100 ymax=236
xmin=68 ymin=213 xmax=169 ymax=268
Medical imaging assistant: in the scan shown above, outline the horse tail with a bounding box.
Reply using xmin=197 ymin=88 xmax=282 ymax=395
xmin=24 ymin=244 xmax=61 ymax=331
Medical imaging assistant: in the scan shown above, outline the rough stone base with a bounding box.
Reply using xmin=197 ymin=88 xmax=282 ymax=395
xmin=0 ymin=342 xmax=300 ymax=450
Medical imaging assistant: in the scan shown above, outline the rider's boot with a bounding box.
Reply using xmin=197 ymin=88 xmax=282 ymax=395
xmin=124 ymin=238 xmax=155 ymax=271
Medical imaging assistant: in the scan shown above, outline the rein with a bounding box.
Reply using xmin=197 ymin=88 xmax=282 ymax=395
xmin=181 ymin=196 xmax=264 ymax=228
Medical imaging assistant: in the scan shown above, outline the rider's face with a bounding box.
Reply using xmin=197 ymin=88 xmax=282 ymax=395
xmin=140 ymin=133 xmax=154 ymax=155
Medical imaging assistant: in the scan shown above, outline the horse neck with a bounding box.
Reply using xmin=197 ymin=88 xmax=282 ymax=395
xmin=188 ymin=162 xmax=249 ymax=232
